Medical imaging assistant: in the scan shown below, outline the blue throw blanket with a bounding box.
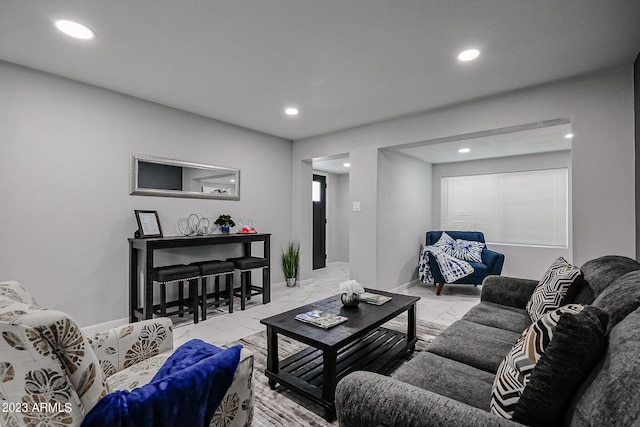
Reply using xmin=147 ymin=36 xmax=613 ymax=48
xmin=82 ymin=339 xmax=241 ymax=427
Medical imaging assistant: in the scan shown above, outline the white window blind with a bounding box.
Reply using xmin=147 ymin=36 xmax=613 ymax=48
xmin=441 ymin=168 xmax=568 ymax=247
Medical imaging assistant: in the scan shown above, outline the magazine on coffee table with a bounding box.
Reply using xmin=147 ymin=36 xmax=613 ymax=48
xmin=360 ymin=292 xmax=392 ymax=305
xmin=295 ymin=310 xmax=348 ymax=329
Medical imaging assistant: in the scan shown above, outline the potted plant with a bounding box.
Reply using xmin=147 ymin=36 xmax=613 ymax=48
xmin=214 ymin=214 xmax=235 ymax=234
xmin=281 ymin=242 xmax=300 ymax=287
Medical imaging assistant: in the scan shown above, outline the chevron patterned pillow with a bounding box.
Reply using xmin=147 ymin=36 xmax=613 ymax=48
xmin=490 ymin=304 xmax=585 ymax=420
xmin=526 ymin=257 xmax=583 ymax=322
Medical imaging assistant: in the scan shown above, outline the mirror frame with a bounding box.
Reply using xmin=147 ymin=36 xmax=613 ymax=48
xmin=130 ymin=153 xmax=240 ymax=201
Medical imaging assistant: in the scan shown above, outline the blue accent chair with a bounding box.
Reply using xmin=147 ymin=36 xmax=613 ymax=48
xmin=426 ymin=231 xmax=505 ymax=295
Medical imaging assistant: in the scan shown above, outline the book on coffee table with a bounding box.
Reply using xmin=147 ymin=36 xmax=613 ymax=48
xmin=360 ymin=292 xmax=392 ymax=305
xmin=295 ymin=310 xmax=348 ymax=329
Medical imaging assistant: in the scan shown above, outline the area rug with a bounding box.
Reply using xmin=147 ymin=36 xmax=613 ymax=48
xmin=227 ymin=315 xmax=447 ymax=427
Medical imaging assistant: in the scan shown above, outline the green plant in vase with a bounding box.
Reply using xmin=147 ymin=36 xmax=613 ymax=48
xmin=281 ymin=242 xmax=300 ymax=287
xmin=214 ymin=214 xmax=235 ymax=234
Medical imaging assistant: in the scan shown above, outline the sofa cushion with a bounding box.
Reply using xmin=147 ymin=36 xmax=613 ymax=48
xmin=392 ymin=351 xmax=495 ymax=411
xmin=463 ymin=262 xmax=488 ymax=279
xmin=491 ymin=305 xmax=607 ymax=425
xmin=565 ymin=307 xmax=640 ymax=426
xmin=462 ymin=302 xmax=531 ymax=333
xmin=431 ymin=262 xmax=487 ymax=286
xmin=481 ymin=276 xmax=540 ymax=309
xmin=574 ymin=255 xmax=640 ymax=304
xmin=526 ymin=257 xmax=583 ymax=322
xmin=427 ymin=320 xmax=520 ymax=373
xmin=592 ymin=270 xmax=640 ymax=332
xmin=106 ymin=352 xmax=174 ymax=391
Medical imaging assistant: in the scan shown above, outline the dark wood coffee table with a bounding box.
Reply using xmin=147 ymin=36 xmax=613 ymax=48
xmin=260 ymin=288 xmax=420 ymax=421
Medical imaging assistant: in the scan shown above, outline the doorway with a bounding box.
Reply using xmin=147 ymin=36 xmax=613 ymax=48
xmin=311 ymin=154 xmax=351 ymax=270
xmin=312 ymin=174 xmax=327 ymax=269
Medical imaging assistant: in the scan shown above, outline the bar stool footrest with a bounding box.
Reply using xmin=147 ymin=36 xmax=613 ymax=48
xmin=201 ymin=293 xmax=232 ymax=308
xmin=151 ymin=302 xmax=197 ymax=317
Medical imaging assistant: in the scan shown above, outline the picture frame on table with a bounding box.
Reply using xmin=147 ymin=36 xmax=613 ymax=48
xmin=134 ymin=210 xmax=163 ymax=238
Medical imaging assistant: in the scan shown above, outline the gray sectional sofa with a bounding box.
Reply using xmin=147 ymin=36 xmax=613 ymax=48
xmin=335 ymin=255 xmax=640 ymax=426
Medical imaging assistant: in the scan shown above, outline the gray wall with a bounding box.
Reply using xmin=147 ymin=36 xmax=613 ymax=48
xmin=292 ymin=66 xmax=635 ymax=288
xmin=327 ymin=173 xmax=350 ymax=263
xmin=635 ymin=52 xmax=639 ymax=257
xmin=377 ymin=150 xmax=432 ymax=287
xmin=432 ymin=150 xmax=572 ymax=279
xmin=0 ymin=61 xmax=292 ymax=327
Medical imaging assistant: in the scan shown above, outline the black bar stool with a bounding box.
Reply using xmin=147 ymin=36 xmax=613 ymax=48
xmin=152 ymin=264 xmax=200 ymax=324
xmin=227 ymin=256 xmax=269 ymax=310
xmin=190 ymin=260 xmax=235 ymax=319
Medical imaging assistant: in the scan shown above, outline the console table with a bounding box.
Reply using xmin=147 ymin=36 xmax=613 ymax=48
xmin=128 ymin=233 xmax=271 ymax=322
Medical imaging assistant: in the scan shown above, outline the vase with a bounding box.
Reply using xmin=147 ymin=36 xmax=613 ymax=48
xmin=221 ymin=226 xmax=230 ymax=234
xmin=341 ymin=292 xmax=360 ymax=307
xmin=286 ymin=277 xmax=296 ymax=287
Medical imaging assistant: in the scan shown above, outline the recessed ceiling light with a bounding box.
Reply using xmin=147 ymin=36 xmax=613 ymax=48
xmin=458 ymin=148 xmax=471 ymax=153
xmin=285 ymin=107 xmax=299 ymax=116
xmin=230 ymin=179 xmax=236 ymax=183
xmin=457 ymin=49 xmax=480 ymax=62
xmin=564 ymin=133 xmax=574 ymax=139
xmin=55 ymin=19 xmax=94 ymax=40
xmin=343 ymin=163 xmax=351 ymax=168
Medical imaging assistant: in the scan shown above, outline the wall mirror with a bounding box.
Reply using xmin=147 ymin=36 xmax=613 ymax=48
xmin=130 ymin=154 xmax=240 ymax=200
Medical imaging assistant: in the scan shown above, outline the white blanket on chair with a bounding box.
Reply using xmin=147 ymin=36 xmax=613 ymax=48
xmin=419 ymin=246 xmax=474 ymax=284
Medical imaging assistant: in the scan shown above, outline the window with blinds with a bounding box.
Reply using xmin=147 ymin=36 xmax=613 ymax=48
xmin=441 ymin=168 xmax=568 ymax=247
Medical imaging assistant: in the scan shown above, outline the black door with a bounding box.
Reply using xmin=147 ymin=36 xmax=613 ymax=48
xmin=312 ymin=174 xmax=327 ymax=270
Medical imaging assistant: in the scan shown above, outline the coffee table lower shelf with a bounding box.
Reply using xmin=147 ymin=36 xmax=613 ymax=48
xmin=265 ymin=326 xmax=416 ymax=421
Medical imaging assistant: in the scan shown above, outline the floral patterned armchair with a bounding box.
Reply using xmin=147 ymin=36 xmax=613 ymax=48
xmin=0 ymin=281 xmax=254 ymax=427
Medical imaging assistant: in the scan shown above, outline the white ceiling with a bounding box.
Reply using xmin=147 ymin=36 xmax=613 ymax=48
xmin=313 ymin=123 xmax=573 ymax=171
xmin=313 ymin=156 xmax=351 ymax=175
xmin=396 ymin=122 xmax=573 ymax=164
xmin=1 ymin=1 xmax=639 ymax=140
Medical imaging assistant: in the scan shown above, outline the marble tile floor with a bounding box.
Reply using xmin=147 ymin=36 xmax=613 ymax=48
xmin=173 ymin=262 xmax=482 ymax=347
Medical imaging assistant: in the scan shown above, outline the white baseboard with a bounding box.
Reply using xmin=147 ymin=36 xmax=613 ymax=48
xmin=82 ymin=278 xmax=318 ymax=334
xmin=297 ymin=278 xmax=314 ymax=287
xmin=271 ymin=278 xmax=314 ymax=289
xmin=81 ymin=317 xmax=129 ymax=336
xmin=270 ymin=280 xmax=288 ymax=290
xmin=390 ymin=279 xmax=419 ymax=293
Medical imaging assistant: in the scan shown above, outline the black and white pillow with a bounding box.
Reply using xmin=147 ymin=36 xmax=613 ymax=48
xmin=526 ymin=257 xmax=583 ymax=322
xmin=491 ymin=304 xmax=585 ymax=419
xmin=433 ymin=232 xmax=485 ymax=262
xmin=491 ymin=304 xmax=608 ymax=426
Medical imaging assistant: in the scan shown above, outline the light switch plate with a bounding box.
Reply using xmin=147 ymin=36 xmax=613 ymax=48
xmin=353 ymin=201 xmax=362 ymax=212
